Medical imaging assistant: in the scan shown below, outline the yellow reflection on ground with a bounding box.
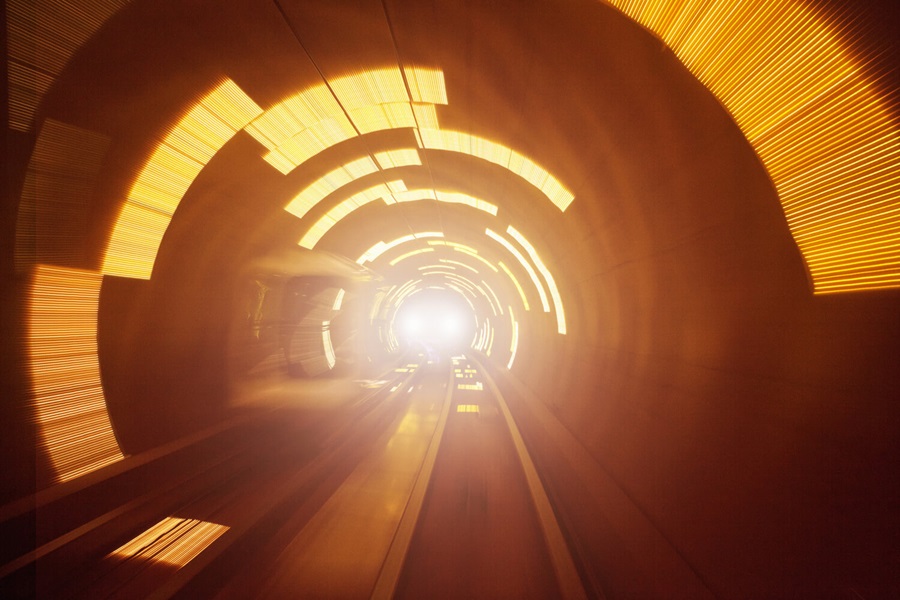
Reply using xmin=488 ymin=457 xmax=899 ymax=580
xmin=108 ymin=517 xmax=229 ymax=567
xmin=456 ymin=404 xmax=480 ymax=412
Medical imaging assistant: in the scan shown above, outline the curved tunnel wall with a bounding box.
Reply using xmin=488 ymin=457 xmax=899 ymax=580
xmin=5 ymin=0 xmax=900 ymax=596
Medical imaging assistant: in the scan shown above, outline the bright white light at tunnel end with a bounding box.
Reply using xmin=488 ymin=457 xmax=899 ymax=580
xmin=392 ymin=289 xmax=476 ymax=352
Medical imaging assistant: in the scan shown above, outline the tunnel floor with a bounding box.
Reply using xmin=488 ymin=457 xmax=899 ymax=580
xmin=3 ymin=352 xmax=577 ymax=599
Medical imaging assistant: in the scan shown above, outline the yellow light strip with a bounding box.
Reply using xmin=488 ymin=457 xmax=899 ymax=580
xmin=444 ymin=273 xmax=500 ymax=317
xmin=480 ymin=280 xmax=505 ymax=316
xmin=435 ymin=191 xmax=499 ymax=215
xmin=331 ymin=68 xmax=415 ymax=134
xmin=453 ymin=248 xmax=500 ymax=272
xmin=299 ymin=180 xmax=406 ymax=249
xmin=333 ymin=288 xmax=346 ymax=311
xmin=426 ymin=241 xmax=501 ymax=273
xmin=439 ymin=259 xmax=477 ymax=273
xmin=108 ymin=517 xmax=229 ymax=566
xmin=508 ymin=309 xmax=519 ymax=370
xmin=507 ymin=226 xmax=566 ymax=334
xmin=323 ymin=321 xmax=336 ymax=369
xmin=444 ymin=281 xmax=476 ymax=299
xmin=374 ymin=148 xmax=422 ymax=169
xmin=15 ymin=119 xmax=111 ymax=270
xmin=246 ymin=67 xmax=447 ymax=174
xmin=357 ymin=232 xmax=443 ymax=264
xmin=486 ymin=228 xmax=549 ymax=312
xmin=28 ymin=265 xmax=124 ymax=484
xmin=103 ymin=79 xmax=262 ymax=279
xmin=498 ymin=261 xmax=530 ymax=311
xmin=244 ymin=83 xmax=356 ymax=174
xmin=392 ymin=189 xmax=437 ymax=202
xmin=285 ymin=157 xmax=378 ymax=219
xmin=389 ymin=248 xmax=435 ymax=266
xmin=404 ymin=67 xmax=449 ymax=104
xmin=418 ymin=128 xmax=574 ymax=211
xmin=383 ymin=188 xmax=500 ymax=216
xmin=486 ymin=319 xmax=495 ymax=356
xmin=446 ymin=284 xmax=478 ymax=311
xmin=608 ymin=0 xmax=900 ymax=294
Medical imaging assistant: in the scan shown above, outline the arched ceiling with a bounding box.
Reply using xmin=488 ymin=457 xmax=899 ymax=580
xmin=8 ymin=2 xmax=900 ymax=594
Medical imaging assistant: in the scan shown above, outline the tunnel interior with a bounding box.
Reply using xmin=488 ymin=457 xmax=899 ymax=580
xmin=3 ymin=0 xmax=900 ymax=597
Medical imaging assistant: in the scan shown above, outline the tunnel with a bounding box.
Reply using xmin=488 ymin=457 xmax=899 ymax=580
xmin=2 ymin=0 xmax=900 ymax=597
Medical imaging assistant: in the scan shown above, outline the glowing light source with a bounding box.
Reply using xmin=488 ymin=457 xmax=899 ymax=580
xmin=103 ymin=79 xmax=262 ymax=279
xmin=608 ymin=0 xmax=900 ymax=293
xmin=108 ymin=517 xmax=229 ymax=567
xmin=507 ymin=226 xmax=566 ymax=334
xmin=418 ymin=129 xmax=574 ymax=211
xmin=28 ymin=265 xmax=123 ymax=484
xmin=486 ymin=228 xmax=550 ymax=312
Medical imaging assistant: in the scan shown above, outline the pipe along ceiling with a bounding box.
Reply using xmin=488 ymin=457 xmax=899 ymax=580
xmin=5 ymin=0 xmax=900 ymax=596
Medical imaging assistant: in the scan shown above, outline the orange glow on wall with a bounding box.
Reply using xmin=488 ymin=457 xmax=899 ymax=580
xmin=28 ymin=265 xmax=124 ymax=484
xmin=608 ymin=0 xmax=900 ymax=293
xmin=299 ymin=181 xmax=406 ymax=249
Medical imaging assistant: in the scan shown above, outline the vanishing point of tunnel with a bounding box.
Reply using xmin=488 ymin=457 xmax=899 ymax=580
xmin=2 ymin=0 xmax=900 ymax=598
